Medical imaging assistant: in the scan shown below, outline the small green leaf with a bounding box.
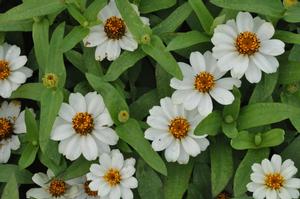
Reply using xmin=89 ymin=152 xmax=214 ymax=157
xmin=283 ymin=3 xmax=300 ymax=23
xmin=278 ymin=60 xmax=300 ymax=84
xmin=274 ymin=30 xmax=300 ymax=44
xmin=194 ymin=111 xmax=222 ymax=136
xmin=155 ymin=65 xmax=173 ymax=98
xmin=67 ymin=4 xmax=87 ymax=25
xmin=281 ymin=136 xmax=300 ymax=169
xmin=116 ymin=119 xmax=167 ymax=175
xmin=0 ymin=164 xmax=32 ymax=184
xmin=38 ymin=151 xmax=67 ymax=175
xmin=65 ymin=50 xmax=86 ymax=73
xmin=233 ymin=148 xmax=269 ymax=197
xmin=60 ymin=156 xmax=92 ymax=180
xmin=83 ymin=48 xmax=103 ymax=76
xmin=84 ymin=0 xmax=107 ymax=21
xmin=25 ymin=109 xmax=39 ymax=142
xmin=1 ymin=173 xmax=19 ymax=199
xmin=139 ymin=0 xmax=176 ymax=13
xmin=0 ymin=19 xmax=33 ymax=32
xmin=10 ymin=83 xmax=45 ymax=101
xmin=222 ymin=122 xmax=238 ymax=138
xmin=62 ymin=26 xmax=89 ymax=52
xmin=166 ymin=31 xmax=210 ymax=51
xmin=18 ymin=144 xmax=39 ymax=169
xmin=223 ymin=87 xmax=241 ymax=121
xmin=142 ymin=35 xmax=182 ymax=79
xmin=210 ymin=136 xmax=233 ymax=197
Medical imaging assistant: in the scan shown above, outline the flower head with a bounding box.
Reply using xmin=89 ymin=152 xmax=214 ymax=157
xmin=170 ymin=51 xmax=241 ymax=116
xmin=145 ymin=97 xmax=210 ymax=164
xmin=0 ymin=43 xmax=32 ymax=98
xmin=83 ymin=0 xmax=149 ymax=61
xmin=0 ymin=101 xmax=27 ymax=163
xmin=68 ymin=176 xmax=101 ymax=199
xmin=212 ymin=12 xmax=285 ymax=83
xmin=51 ymin=92 xmax=119 ymax=161
xmin=86 ymin=149 xmax=138 ymax=199
xmin=247 ymin=154 xmax=300 ymax=199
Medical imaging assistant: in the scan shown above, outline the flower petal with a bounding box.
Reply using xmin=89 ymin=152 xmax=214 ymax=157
xmin=209 ymin=87 xmax=234 ymax=105
xmin=260 ymin=39 xmax=285 ymax=56
xmin=189 ymin=51 xmax=206 ymax=73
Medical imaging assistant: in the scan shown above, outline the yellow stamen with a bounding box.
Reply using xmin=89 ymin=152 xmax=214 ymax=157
xmin=104 ymin=16 xmax=126 ymax=40
xmin=235 ymin=32 xmax=260 ymax=55
xmin=72 ymin=112 xmax=94 ymax=135
xmin=168 ymin=117 xmax=190 ymax=139
xmin=194 ymin=72 xmax=215 ymax=93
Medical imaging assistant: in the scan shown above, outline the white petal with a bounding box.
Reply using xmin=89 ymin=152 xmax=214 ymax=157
xmin=7 ymin=101 xmax=21 ymax=118
xmin=183 ymin=91 xmax=201 ymax=110
xmin=51 ymin=124 xmax=75 ymax=140
xmin=216 ymin=78 xmax=241 ymax=90
xmin=194 ymin=137 xmax=209 ymax=151
xmin=170 ymin=78 xmax=194 ymax=90
xmin=210 ymin=87 xmax=234 ymax=105
xmin=95 ymin=42 xmax=108 ymax=61
xmin=106 ymin=40 xmax=121 ymax=61
xmin=285 ymin=178 xmax=300 ymax=189
xmin=111 ymin=149 xmax=124 ymax=169
xmin=250 ymin=173 xmax=265 ymax=184
xmin=245 ymin=60 xmax=262 ymax=83
xmin=278 ymin=188 xmax=292 ymax=199
xmin=94 ymin=109 xmax=114 ymax=127
xmin=286 ymin=188 xmax=299 ymax=198
xmin=58 ymin=103 xmax=75 ymax=122
xmin=281 ymin=166 xmax=298 ymax=179
xmin=260 ymin=39 xmax=285 ymax=56
xmin=211 ymin=32 xmax=235 ymax=46
xmin=121 ymin=166 xmax=135 ymax=179
xmin=84 ymin=29 xmax=107 ymax=47
xmin=230 ymin=56 xmax=249 ymax=79
xmin=189 ymin=51 xmax=206 ymax=73
xmin=212 ymin=45 xmax=236 ymax=59
xmin=5 ymin=45 xmax=20 ymax=61
xmin=119 ymin=36 xmax=138 ymax=51
xmin=152 ymin=134 xmax=173 ymax=151
xmin=172 ymin=90 xmax=192 ymax=105
xmin=0 ymin=80 xmax=12 ymax=98
xmin=0 ymin=145 xmax=11 ymax=163
xmin=100 ymin=153 xmax=112 ymax=169
xmin=164 ymin=140 xmax=180 ymax=162
xmin=247 ymin=182 xmax=261 ymax=192
xmin=8 ymin=56 xmax=27 ymax=71
xmin=26 ymin=188 xmax=50 ymax=199
xmin=261 ymin=159 xmax=274 ymax=174
xmin=253 ymin=186 xmax=267 ymax=199
xmin=32 ymin=173 xmax=49 ymax=187
xmin=178 ymin=62 xmax=195 ymax=78
xmin=197 ymin=93 xmax=213 ymax=116
xmin=214 ymin=23 xmax=238 ymax=38
xmin=236 ymin=12 xmax=254 ymax=33
xmin=16 ymin=66 xmax=32 ymax=78
xmin=81 ymin=135 xmax=98 ymax=161
xmin=85 ymin=92 xmax=105 ymax=117
xmin=93 ymin=127 xmax=118 ymax=145
xmin=144 ymin=128 xmax=166 ymax=141
xmin=9 ymin=135 xmax=21 ymax=150
xmin=121 ymin=187 xmax=133 ymax=199
xmin=69 ymin=93 xmax=86 ymax=113
xmin=146 ymin=116 xmax=168 ymax=130
xmin=61 ymin=135 xmax=82 ymax=161
xmin=217 ymin=52 xmax=240 ymax=72
xmin=251 ymin=53 xmax=277 ymax=73
xmin=177 ymin=144 xmax=189 ymax=164
xmin=181 ymin=137 xmax=200 ymax=157
xmin=98 ymin=4 xmax=115 ymax=21
xmin=265 ymin=189 xmax=277 ymax=199
xmin=90 ymin=164 xmax=105 ymax=177
xmin=256 ymin=22 xmax=275 ymax=40
xmin=109 ymin=186 xmax=121 ymax=199
xmin=271 ymin=154 xmax=282 ymax=173
xmin=121 ymin=177 xmax=138 ymax=188
xmin=160 ymin=97 xmax=177 ymax=119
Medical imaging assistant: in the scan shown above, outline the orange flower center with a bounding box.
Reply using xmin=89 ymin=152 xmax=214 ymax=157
xmin=0 ymin=118 xmax=13 ymax=141
xmin=194 ymin=72 xmax=215 ymax=93
xmin=235 ymin=31 xmax=260 ymax=55
xmin=72 ymin=112 xmax=94 ymax=135
xmin=84 ymin=181 xmax=98 ymax=197
xmin=0 ymin=60 xmax=10 ymax=80
xmin=104 ymin=16 xmax=126 ymax=40
xmin=49 ymin=179 xmax=66 ymax=197
xmin=168 ymin=117 xmax=190 ymax=139
xmin=264 ymin=173 xmax=285 ymax=190
xmin=103 ymin=168 xmax=122 ymax=187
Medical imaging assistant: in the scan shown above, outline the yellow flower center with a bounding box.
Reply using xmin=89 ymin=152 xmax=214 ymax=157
xmin=72 ymin=112 xmax=94 ymax=135
xmin=84 ymin=181 xmax=98 ymax=197
xmin=104 ymin=16 xmax=126 ymax=40
xmin=103 ymin=168 xmax=122 ymax=187
xmin=194 ymin=72 xmax=215 ymax=93
xmin=168 ymin=117 xmax=190 ymax=139
xmin=217 ymin=191 xmax=231 ymax=199
xmin=0 ymin=60 xmax=10 ymax=80
xmin=49 ymin=179 xmax=66 ymax=197
xmin=0 ymin=118 xmax=13 ymax=141
xmin=264 ymin=173 xmax=285 ymax=190
xmin=235 ymin=31 xmax=260 ymax=55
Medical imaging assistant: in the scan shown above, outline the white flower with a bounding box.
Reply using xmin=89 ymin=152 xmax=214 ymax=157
xmin=51 ymin=92 xmax=119 ymax=161
xmin=170 ymin=51 xmax=241 ymax=117
xmin=69 ymin=176 xmax=102 ymax=199
xmin=83 ymin=0 xmax=149 ymax=61
xmin=0 ymin=43 xmax=32 ymax=98
xmin=0 ymin=101 xmax=27 ymax=163
xmin=86 ymin=149 xmax=138 ymax=199
xmin=247 ymin=154 xmax=300 ymax=199
xmin=212 ymin=12 xmax=285 ymax=83
xmin=26 ymin=169 xmax=79 ymax=199
xmin=144 ymin=97 xmax=210 ymax=164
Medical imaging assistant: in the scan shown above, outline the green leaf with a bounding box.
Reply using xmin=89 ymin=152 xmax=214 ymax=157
xmin=0 ymin=19 xmax=33 ymax=32
xmin=38 ymin=151 xmax=67 ymax=175
xmin=60 ymin=157 xmax=92 ymax=180
xmin=25 ymin=109 xmax=39 ymax=142
xmin=233 ymin=148 xmax=269 ymax=197
xmin=194 ymin=111 xmax=222 ymax=136
xmin=274 ymin=30 xmax=300 ymax=44
xmin=289 ymin=44 xmax=300 ymax=62
xmin=86 ymin=73 xmax=129 ymax=125
xmin=18 ymin=144 xmax=39 ymax=169
xmin=210 ymin=136 xmax=233 ymax=197
xmin=65 ymin=50 xmax=86 ymax=73
xmin=223 ymin=87 xmax=241 ymax=121
xmin=139 ymin=0 xmax=176 ymax=13
xmin=1 ymin=174 xmax=19 ymax=199
xmin=237 ymin=103 xmax=299 ymax=130
xmin=166 ymin=31 xmax=210 ymax=51
xmin=278 ymin=61 xmax=300 ymax=84
xmin=62 ymin=26 xmax=89 ymax=52
xmin=281 ymin=136 xmax=300 ymax=169
xmin=116 ymin=119 xmax=167 ymax=175
xmin=115 ymin=0 xmax=151 ymax=42
xmin=39 ymin=89 xmax=63 ymax=152
xmin=153 ymin=3 xmax=193 ymax=35
xmin=10 ymin=83 xmax=45 ymax=101
xmin=188 ymin=0 xmax=213 ymax=34
xmin=83 ymin=48 xmax=103 ymax=76
xmin=67 ymin=4 xmax=87 ymax=25
xmin=283 ymin=3 xmax=300 ymax=23
xmin=222 ymin=122 xmax=238 ymax=138
xmin=155 ymin=65 xmax=173 ymax=98
xmin=84 ymin=0 xmax=107 ymax=21
xmin=136 ymin=159 xmax=163 ymax=199
xmin=0 ymin=164 xmax=32 ymax=184
xmin=231 ymin=129 xmax=285 ymax=150
xmin=103 ymin=48 xmax=146 ymax=81
xmin=192 ymin=163 xmax=211 ymax=198
xmin=142 ymin=35 xmax=182 ymax=79
xmin=281 ymin=91 xmax=300 ymax=131
xmin=0 ymin=0 xmax=66 ymax=22
xmin=210 ymin=0 xmax=284 ymax=18
xmin=163 ymin=161 xmax=194 ymax=199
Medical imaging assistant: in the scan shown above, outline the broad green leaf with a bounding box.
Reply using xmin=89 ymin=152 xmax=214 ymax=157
xmin=60 ymin=157 xmax=92 ymax=180
xmin=278 ymin=61 xmax=300 ymax=84
xmin=10 ymin=83 xmax=45 ymax=101
xmin=210 ymin=136 xmax=233 ymax=197
xmin=62 ymin=26 xmax=89 ymax=52
xmin=274 ymin=30 xmax=300 ymax=44
xmin=139 ymin=0 xmax=176 ymax=13
xmin=65 ymin=50 xmax=86 ymax=73
xmin=39 ymin=89 xmax=63 ymax=152
xmin=67 ymin=4 xmax=87 ymax=25
xmin=44 ymin=140 xmax=62 ymax=165
xmin=188 ymin=0 xmax=213 ymax=34
xmin=1 ymin=174 xmax=18 ymax=199
xmin=18 ymin=144 xmax=39 ymax=169
xmin=84 ymin=0 xmax=107 ymax=21
xmin=187 ymin=184 xmax=204 ymax=199
xmin=142 ymin=35 xmax=182 ymax=79
xmin=103 ymin=49 xmax=146 ymax=81
xmin=210 ymin=0 xmax=284 ymax=18
xmin=115 ymin=0 xmax=151 ymax=42
xmin=38 ymin=151 xmax=67 ymax=175
xmin=223 ymin=87 xmax=241 ymax=121
xmin=222 ymin=122 xmax=238 ymax=138
xmin=0 ymin=164 xmax=32 ymax=184
xmin=231 ymin=129 xmax=285 ymax=150
xmin=0 ymin=19 xmax=33 ymax=32
xmin=166 ymin=31 xmax=210 ymax=51
xmin=233 ymin=148 xmax=269 ymax=197
xmin=281 ymin=91 xmax=300 ymax=131
xmin=116 ymin=119 xmax=167 ymax=175
xmin=0 ymin=0 xmax=66 ymax=22
xmin=194 ymin=111 xmax=222 ymax=136
xmin=83 ymin=48 xmax=103 ymax=76
xmin=155 ymin=65 xmax=173 ymax=98
xmin=283 ymin=3 xmax=300 ymax=23
xmin=153 ymin=3 xmax=193 ymax=35
xmin=130 ymin=89 xmax=160 ymax=120
xmin=192 ymin=163 xmax=211 ymax=198
xmin=237 ymin=103 xmax=299 ymax=130
xmin=86 ymin=73 xmax=129 ymax=125
xmin=163 ymin=161 xmax=194 ymax=199
xmin=136 ymin=159 xmax=163 ymax=199
xmin=289 ymin=44 xmax=300 ymax=62
xmin=281 ymin=136 xmax=300 ymax=169
xmin=25 ymin=109 xmax=39 ymax=142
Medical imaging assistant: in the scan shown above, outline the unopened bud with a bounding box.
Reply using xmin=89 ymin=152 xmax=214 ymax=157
xmin=118 ymin=110 xmax=129 ymax=123
xmin=42 ymin=73 xmax=59 ymax=88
